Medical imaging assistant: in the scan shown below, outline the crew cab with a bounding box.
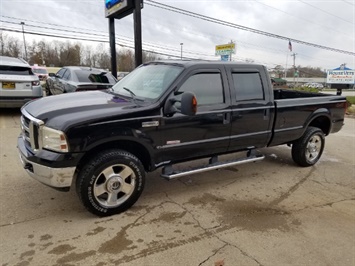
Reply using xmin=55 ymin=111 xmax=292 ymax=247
xmin=17 ymin=61 xmax=347 ymax=216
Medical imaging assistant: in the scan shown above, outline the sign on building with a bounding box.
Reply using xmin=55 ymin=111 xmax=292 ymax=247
xmin=215 ymin=43 xmax=236 ymax=56
xmin=327 ymin=69 xmax=355 ymax=84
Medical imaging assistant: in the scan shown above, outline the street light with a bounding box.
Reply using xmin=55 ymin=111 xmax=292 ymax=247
xmin=180 ymin=43 xmax=183 ymax=60
xmin=20 ymin=22 xmax=27 ymax=61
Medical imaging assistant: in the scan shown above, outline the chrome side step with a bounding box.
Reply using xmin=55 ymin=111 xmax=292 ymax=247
xmin=161 ymin=154 xmax=264 ymax=180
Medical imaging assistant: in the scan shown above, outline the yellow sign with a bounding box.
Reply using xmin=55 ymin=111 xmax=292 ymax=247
xmin=215 ymin=43 xmax=236 ymax=55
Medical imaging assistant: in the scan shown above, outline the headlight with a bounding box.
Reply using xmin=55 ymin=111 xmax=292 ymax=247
xmin=42 ymin=126 xmax=69 ymax=152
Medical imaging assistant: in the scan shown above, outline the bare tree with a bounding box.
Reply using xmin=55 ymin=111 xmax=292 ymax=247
xmin=7 ymin=36 xmax=22 ymax=58
xmin=142 ymin=51 xmax=158 ymax=63
xmin=0 ymin=31 xmax=8 ymax=56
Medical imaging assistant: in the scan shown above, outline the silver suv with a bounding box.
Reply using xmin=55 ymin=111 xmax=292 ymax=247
xmin=0 ymin=56 xmax=43 ymax=108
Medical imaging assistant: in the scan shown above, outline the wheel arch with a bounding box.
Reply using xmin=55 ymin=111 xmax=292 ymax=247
xmin=304 ymin=109 xmax=332 ymax=136
xmin=76 ymin=139 xmax=153 ymax=174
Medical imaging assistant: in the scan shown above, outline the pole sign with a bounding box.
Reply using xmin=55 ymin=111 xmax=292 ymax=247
xmin=221 ymin=55 xmax=229 ymax=61
xmin=105 ymin=0 xmax=143 ymax=19
xmin=215 ymin=43 xmax=236 ymax=56
xmin=326 ymin=69 xmax=355 ymax=84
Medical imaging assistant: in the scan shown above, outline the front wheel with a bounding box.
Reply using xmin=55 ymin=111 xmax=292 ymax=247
xmin=292 ymin=127 xmax=325 ymax=167
xmin=76 ymin=149 xmax=145 ymax=216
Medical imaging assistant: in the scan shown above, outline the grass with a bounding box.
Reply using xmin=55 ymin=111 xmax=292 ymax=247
xmin=346 ymin=96 xmax=355 ymax=115
xmin=46 ymin=67 xmax=61 ymax=74
xmin=347 ymin=96 xmax=355 ymax=105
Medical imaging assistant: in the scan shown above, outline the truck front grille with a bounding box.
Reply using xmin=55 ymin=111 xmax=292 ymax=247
xmin=20 ymin=110 xmax=43 ymax=152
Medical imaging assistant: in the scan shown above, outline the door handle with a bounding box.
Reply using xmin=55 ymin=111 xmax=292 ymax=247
xmin=263 ymin=108 xmax=270 ymax=120
xmin=223 ymin=113 xmax=231 ymax=124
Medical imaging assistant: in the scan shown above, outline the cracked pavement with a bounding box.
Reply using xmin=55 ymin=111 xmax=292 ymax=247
xmin=0 ymin=110 xmax=354 ymax=266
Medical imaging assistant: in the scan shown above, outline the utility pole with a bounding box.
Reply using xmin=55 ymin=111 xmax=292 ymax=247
xmin=180 ymin=43 xmax=183 ymax=60
xmin=20 ymin=22 xmax=27 ymax=61
xmin=229 ymin=40 xmax=234 ymax=61
xmin=284 ymin=52 xmax=289 ymax=78
xmin=292 ymin=53 xmax=297 ymax=87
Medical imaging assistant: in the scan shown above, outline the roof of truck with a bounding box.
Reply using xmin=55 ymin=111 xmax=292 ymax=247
xmin=145 ymin=60 xmax=264 ymax=69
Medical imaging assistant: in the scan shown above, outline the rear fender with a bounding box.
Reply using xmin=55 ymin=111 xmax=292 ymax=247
xmin=303 ymin=108 xmax=331 ymax=136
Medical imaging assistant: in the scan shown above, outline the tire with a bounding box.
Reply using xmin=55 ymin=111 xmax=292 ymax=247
xmin=292 ymin=127 xmax=325 ymax=167
xmin=76 ymin=149 xmax=145 ymax=217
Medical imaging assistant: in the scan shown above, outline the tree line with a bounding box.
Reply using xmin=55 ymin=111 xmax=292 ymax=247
xmin=1 ymin=32 xmax=329 ymax=76
xmin=0 ymin=32 xmax=158 ymax=72
xmin=272 ymin=64 xmax=326 ymax=79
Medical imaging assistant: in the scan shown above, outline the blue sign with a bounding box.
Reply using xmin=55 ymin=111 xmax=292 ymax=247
xmin=221 ymin=55 xmax=229 ymax=61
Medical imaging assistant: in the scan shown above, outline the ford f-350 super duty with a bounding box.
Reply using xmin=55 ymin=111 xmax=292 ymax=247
xmin=17 ymin=61 xmax=347 ymax=216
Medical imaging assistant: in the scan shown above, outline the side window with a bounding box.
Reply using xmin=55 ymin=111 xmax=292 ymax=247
xmin=232 ymin=73 xmax=264 ymax=101
xmin=62 ymin=70 xmax=71 ymax=80
xmin=56 ymin=68 xmax=66 ymax=78
xmin=178 ymin=73 xmax=224 ymax=105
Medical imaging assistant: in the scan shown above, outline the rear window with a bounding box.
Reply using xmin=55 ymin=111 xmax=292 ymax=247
xmin=32 ymin=68 xmax=48 ymax=74
xmin=0 ymin=66 xmax=33 ymax=75
xmin=74 ymin=70 xmax=116 ymax=84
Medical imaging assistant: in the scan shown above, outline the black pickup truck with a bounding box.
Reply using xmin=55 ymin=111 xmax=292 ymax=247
xmin=17 ymin=61 xmax=347 ymax=216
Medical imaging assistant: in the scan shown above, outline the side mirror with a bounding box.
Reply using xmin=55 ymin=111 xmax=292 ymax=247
xmin=48 ymin=73 xmax=56 ymax=77
xmin=180 ymin=92 xmax=197 ymax=116
xmin=164 ymin=91 xmax=197 ymax=117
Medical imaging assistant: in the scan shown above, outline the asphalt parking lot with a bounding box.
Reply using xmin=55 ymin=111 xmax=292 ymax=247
xmin=0 ymin=109 xmax=354 ymax=266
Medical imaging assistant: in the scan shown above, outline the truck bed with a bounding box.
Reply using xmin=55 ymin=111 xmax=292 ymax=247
xmin=269 ymin=89 xmax=346 ymax=146
xmin=273 ymin=89 xmax=327 ymax=99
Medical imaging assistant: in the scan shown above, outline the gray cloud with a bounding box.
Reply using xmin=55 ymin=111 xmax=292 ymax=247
xmin=1 ymin=0 xmax=354 ymax=69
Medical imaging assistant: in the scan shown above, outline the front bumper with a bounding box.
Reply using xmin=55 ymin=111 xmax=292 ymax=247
xmin=17 ymin=136 xmax=76 ymax=189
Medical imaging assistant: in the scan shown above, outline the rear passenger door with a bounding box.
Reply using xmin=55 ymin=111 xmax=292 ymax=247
xmin=226 ymin=67 xmax=274 ymax=151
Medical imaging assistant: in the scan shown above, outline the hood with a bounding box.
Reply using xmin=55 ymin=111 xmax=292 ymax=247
xmin=24 ymin=90 xmax=140 ymax=130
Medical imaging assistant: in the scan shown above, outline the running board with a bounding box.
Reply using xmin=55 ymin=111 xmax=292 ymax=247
xmin=161 ymin=154 xmax=265 ymax=180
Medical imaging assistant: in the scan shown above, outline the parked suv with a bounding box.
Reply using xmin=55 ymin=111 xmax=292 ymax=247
xmin=0 ymin=56 xmax=43 ymax=108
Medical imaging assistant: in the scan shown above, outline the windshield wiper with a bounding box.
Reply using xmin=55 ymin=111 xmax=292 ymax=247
xmin=122 ymin=87 xmax=141 ymax=106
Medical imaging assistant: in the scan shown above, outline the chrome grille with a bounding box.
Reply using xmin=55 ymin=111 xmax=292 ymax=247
xmin=20 ymin=109 xmax=44 ymax=152
xmin=21 ymin=115 xmax=32 ymax=147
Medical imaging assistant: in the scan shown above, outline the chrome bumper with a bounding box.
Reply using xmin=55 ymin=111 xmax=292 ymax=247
xmin=18 ymin=137 xmax=75 ymax=189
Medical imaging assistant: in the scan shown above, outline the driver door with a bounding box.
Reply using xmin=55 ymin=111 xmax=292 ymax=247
xmin=158 ymin=66 xmax=232 ymax=163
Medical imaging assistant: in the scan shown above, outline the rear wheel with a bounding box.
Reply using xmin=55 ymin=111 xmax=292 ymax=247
xmin=76 ymin=149 xmax=145 ymax=216
xmin=292 ymin=127 xmax=325 ymax=167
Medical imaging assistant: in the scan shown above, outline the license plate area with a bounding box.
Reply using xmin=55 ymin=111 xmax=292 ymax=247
xmin=2 ymin=82 xmax=15 ymax=89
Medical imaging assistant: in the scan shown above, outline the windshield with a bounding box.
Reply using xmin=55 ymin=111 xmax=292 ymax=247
xmin=111 ymin=64 xmax=183 ymax=101
xmin=32 ymin=68 xmax=48 ymax=74
xmin=74 ymin=70 xmax=117 ymax=84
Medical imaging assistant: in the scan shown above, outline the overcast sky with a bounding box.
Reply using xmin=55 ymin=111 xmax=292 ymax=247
xmin=1 ymin=0 xmax=354 ymax=70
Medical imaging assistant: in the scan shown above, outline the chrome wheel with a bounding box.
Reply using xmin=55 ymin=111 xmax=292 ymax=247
xmin=292 ymin=127 xmax=325 ymax=167
xmin=93 ymin=164 xmax=136 ymax=208
xmin=305 ymin=135 xmax=322 ymax=163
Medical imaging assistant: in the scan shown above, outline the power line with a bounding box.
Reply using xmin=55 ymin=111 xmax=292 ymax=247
xmin=0 ymin=27 xmax=202 ymax=60
xmin=145 ymin=0 xmax=355 ymax=56
xmin=253 ymin=0 xmax=349 ymax=35
xmin=0 ymin=16 xmax=216 ymax=58
xmin=298 ymin=0 xmax=353 ymax=24
xmin=341 ymin=0 xmax=355 ymax=6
